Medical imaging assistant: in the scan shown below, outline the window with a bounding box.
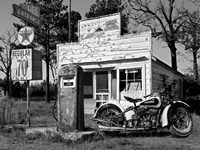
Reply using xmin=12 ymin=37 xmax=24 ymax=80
xmin=120 ymin=68 xmax=142 ymax=92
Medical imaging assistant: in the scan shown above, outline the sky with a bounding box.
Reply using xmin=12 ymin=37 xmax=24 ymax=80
xmin=0 ymin=0 xmax=93 ymax=32
xmin=0 ymin=0 xmax=194 ymax=80
xmin=0 ymin=0 xmax=94 ymax=80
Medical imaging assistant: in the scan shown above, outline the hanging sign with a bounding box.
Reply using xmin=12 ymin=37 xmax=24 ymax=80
xmin=18 ymin=26 xmax=34 ymax=46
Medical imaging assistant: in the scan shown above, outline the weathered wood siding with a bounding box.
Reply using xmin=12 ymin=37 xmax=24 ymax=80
xmin=145 ymin=61 xmax=151 ymax=96
xmin=152 ymin=57 xmax=183 ymax=99
xmin=57 ymin=32 xmax=152 ymax=69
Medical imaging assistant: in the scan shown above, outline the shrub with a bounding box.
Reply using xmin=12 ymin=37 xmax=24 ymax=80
xmin=30 ymin=90 xmax=46 ymax=97
xmin=183 ymin=74 xmax=200 ymax=96
xmin=0 ymin=97 xmax=24 ymax=125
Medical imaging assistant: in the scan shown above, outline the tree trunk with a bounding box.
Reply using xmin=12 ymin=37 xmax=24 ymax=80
xmin=6 ymin=72 xmax=9 ymax=97
xmin=50 ymin=64 xmax=55 ymax=82
xmin=168 ymin=42 xmax=177 ymax=71
xmin=46 ymin=25 xmax=50 ymax=103
xmin=193 ymin=50 xmax=199 ymax=81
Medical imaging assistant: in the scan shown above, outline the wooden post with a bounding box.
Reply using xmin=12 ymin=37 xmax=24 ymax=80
xmin=27 ymin=80 xmax=30 ymax=127
xmin=116 ymin=69 xmax=120 ymax=101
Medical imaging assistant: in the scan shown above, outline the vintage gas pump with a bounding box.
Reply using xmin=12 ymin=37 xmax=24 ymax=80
xmin=57 ymin=65 xmax=84 ymax=131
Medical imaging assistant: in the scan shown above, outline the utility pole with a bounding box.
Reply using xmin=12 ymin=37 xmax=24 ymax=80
xmin=68 ymin=0 xmax=71 ymax=42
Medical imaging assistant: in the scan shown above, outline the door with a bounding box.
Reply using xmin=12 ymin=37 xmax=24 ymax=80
xmin=94 ymin=71 xmax=111 ymax=108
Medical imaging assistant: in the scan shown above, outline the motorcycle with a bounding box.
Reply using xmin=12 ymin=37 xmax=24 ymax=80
xmin=93 ymin=92 xmax=193 ymax=137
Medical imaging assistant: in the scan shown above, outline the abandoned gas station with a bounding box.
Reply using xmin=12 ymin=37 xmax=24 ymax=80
xmin=57 ymin=13 xmax=183 ymax=110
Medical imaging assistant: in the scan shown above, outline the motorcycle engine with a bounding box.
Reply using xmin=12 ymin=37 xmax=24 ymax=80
xmin=140 ymin=114 xmax=151 ymax=128
xmin=132 ymin=108 xmax=159 ymax=129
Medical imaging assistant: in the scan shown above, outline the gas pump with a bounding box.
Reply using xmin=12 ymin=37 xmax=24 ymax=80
xmin=57 ymin=65 xmax=84 ymax=131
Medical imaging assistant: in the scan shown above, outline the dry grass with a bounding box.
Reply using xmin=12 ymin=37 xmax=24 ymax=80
xmin=0 ymin=99 xmax=200 ymax=150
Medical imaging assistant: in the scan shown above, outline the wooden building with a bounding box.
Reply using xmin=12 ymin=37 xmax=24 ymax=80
xmin=57 ymin=13 xmax=183 ymax=109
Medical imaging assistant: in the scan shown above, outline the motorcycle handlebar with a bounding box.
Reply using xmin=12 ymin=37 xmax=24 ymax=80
xmin=143 ymin=92 xmax=158 ymax=98
xmin=143 ymin=93 xmax=152 ymax=98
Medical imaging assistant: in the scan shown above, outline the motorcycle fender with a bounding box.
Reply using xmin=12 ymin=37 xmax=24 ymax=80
xmin=93 ymin=101 xmax=125 ymax=119
xmin=172 ymin=101 xmax=190 ymax=108
xmin=161 ymin=101 xmax=190 ymax=127
xmin=161 ymin=104 xmax=171 ymax=127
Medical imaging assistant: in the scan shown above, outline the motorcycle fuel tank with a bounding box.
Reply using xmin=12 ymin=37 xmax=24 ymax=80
xmin=140 ymin=97 xmax=161 ymax=108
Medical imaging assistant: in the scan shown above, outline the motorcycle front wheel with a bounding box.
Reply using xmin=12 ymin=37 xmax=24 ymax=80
xmin=169 ymin=107 xmax=193 ymax=137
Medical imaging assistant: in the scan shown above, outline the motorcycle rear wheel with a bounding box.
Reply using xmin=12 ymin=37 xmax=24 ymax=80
xmin=169 ymin=107 xmax=193 ymax=137
xmin=97 ymin=107 xmax=123 ymax=127
xmin=96 ymin=107 xmax=125 ymax=135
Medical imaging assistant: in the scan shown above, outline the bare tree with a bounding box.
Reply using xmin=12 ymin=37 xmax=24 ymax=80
xmin=126 ymin=0 xmax=187 ymax=71
xmin=178 ymin=10 xmax=200 ymax=80
xmin=0 ymin=29 xmax=18 ymax=96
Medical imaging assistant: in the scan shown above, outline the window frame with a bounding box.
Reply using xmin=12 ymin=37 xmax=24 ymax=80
xmin=120 ymin=68 xmax=142 ymax=92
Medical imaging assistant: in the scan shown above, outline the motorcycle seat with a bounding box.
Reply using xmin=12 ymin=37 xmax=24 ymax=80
xmin=124 ymin=96 xmax=142 ymax=103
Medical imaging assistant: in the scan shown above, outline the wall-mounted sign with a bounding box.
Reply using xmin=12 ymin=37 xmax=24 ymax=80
xmin=18 ymin=26 xmax=34 ymax=46
xmin=11 ymin=49 xmax=42 ymax=81
xmin=12 ymin=4 xmax=41 ymax=27
xmin=79 ymin=13 xmax=121 ymax=42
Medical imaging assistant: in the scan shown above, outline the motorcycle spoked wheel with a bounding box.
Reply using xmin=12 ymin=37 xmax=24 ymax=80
xmin=97 ymin=107 xmax=124 ymax=127
xmin=97 ymin=107 xmax=123 ymax=135
xmin=169 ymin=107 xmax=193 ymax=137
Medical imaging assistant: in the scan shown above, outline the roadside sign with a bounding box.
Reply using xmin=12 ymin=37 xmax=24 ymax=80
xmin=11 ymin=49 xmax=32 ymax=80
xmin=12 ymin=4 xmax=41 ymax=27
xmin=11 ymin=49 xmax=42 ymax=81
xmin=18 ymin=26 xmax=34 ymax=46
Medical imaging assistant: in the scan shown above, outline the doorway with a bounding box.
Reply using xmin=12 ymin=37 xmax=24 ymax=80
xmin=94 ymin=70 xmax=111 ymax=108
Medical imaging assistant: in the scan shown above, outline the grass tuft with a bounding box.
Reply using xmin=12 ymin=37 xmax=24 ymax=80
xmin=44 ymin=131 xmax=66 ymax=143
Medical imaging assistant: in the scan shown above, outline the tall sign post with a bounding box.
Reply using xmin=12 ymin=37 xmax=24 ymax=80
xmin=13 ymin=3 xmax=49 ymax=103
xmin=12 ymin=4 xmax=42 ymax=127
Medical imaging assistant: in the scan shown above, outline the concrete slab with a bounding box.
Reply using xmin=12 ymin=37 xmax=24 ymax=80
xmin=25 ymin=126 xmax=58 ymax=134
xmin=58 ymin=130 xmax=95 ymax=141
